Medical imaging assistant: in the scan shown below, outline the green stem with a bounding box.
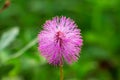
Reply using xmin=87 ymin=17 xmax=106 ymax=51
xmin=60 ymin=61 xmax=64 ymax=80
xmin=9 ymin=38 xmax=37 ymax=60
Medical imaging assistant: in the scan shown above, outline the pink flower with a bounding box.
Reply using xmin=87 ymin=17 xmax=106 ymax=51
xmin=38 ymin=16 xmax=83 ymax=65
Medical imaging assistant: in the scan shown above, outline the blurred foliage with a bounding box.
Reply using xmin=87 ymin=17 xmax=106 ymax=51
xmin=0 ymin=0 xmax=120 ymax=80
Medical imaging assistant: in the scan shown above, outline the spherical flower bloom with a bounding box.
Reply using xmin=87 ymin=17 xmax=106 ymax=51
xmin=38 ymin=16 xmax=83 ymax=65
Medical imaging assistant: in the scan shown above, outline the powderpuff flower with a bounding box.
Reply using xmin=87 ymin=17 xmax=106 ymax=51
xmin=38 ymin=16 xmax=83 ymax=65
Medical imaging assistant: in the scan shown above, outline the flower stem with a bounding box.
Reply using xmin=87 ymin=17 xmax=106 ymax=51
xmin=60 ymin=61 xmax=64 ymax=80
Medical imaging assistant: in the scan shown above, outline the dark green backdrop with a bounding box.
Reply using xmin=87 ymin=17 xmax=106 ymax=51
xmin=0 ymin=0 xmax=120 ymax=80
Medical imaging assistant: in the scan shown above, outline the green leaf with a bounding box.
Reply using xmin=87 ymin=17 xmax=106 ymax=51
xmin=0 ymin=27 xmax=19 ymax=51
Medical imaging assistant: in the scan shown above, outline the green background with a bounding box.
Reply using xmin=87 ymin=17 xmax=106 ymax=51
xmin=0 ymin=0 xmax=120 ymax=80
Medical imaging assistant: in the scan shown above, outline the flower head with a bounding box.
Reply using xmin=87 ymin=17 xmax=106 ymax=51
xmin=38 ymin=16 xmax=83 ymax=65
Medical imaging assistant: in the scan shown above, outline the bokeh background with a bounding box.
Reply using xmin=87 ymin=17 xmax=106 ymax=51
xmin=0 ymin=0 xmax=120 ymax=80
